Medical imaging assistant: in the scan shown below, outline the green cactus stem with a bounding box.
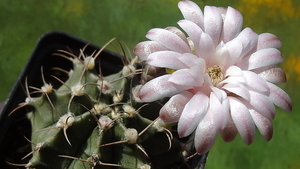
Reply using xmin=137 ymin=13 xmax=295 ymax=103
xmin=9 ymin=43 xmax=186 ymax=169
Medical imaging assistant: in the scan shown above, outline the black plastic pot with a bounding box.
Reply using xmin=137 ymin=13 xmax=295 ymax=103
xmin=0 ymin=32 xmax=123 ymax=168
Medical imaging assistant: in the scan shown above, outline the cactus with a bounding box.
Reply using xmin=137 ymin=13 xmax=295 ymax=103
xmin=8 ymin=41 xmax=190 ymax=169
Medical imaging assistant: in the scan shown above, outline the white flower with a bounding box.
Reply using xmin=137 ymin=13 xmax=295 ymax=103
xmin=133 ymin=0 xmax=292 ymax=154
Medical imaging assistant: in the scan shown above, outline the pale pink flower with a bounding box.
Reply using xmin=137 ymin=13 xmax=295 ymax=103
xmin=134 ymin=0 xmax=292 ymax=154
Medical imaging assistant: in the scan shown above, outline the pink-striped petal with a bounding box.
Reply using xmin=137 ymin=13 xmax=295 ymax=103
xmin=165 ymin=26 xmax=189 ymax=45
xmin=229 ymin=97 xmax=256 ymax=145
xmin=178 ymin=53 xmax=204 ymax=68
xmin=217 ymin=7 xmax=227 ymax=16
xmin=146 ymin=51 xmax=188 ymax=69
xmin=222 ymin=83 xmax=250 ymax=100
xmin=178 ymin=19 xmax=203 ymax=41
xmin=169 ymin=65 xmax=205 ymax=86
xmin=221 ymin=6 xmax=243 ymax=43
xmin=245 ymin=48 xmax=283 ymax=70
xmin=267 ymin=82 xmax=292 ymax=112
xmin=252 ymin=65 xmax=286 ymax=84
xmin=226 ymin=40 xmax=243 ymax=65
xmin=204 ymin=6 xmax=222 ymax=46
xmin=146 ymin=28 xmax=191 ymax=54
xmin=220 ymin=75 xmax=246 ymax=85
xmin=226 ymin=38 xmax=243 ymax=64
xmin=194 ymin=112 xmax=218 ymax=154
xmin=233 ymin=28 xmax=258 ymax=59
xmin=210 ymin=44 xmax=231 ymax=68
xmin=197 ymin=32 xmax=215 ymax=62
xmin=249 ymin=109 xmax=273 ymax=141
xmin=248 ymin=90 xmax=276 ymax=120
xmin=209 ymin=88 xmax=230 ymax=129
xmin=210 ymin=86 xmax=226 ymax=101
xmin=225 ymin=66 xmax=243 ymax=76
xmin=160 ymin=91 xmax=193 ymax=123
xmin=257 ymin=33 xmax=282 ymax=50
xmin=220 ymin=116 xmax=238 ymax=142
xmin=139 ymin=75 xmax=191 ymax=102
xmin=178 ymin=0 xmax=204 ymax=29
xmin=242 ymin=70 xmax=269 ymax=94
xmin=178 ymin=91 xmax=209 ymax=137
xmin=133 ymin=41 xmax=168 ymax=60
xmin=177 ymin=19 xmax=204 ymax=56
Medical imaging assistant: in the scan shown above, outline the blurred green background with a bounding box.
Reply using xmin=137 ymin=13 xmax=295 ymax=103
xmin=0 ymin=0 xmax=299 ymax=168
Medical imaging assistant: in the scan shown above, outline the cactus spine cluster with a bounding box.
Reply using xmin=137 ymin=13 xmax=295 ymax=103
xmin=11 ymin=44 xmax=186 ymax=169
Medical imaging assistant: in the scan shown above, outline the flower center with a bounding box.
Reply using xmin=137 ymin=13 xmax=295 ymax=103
xmin=207 ymin=65 xmax=223 ymax=85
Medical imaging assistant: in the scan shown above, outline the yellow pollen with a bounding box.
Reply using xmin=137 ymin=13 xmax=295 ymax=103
xmin=207 ymin=65 xmax=223 ymax=85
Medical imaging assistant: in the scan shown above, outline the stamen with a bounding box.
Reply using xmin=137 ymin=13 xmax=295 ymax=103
xmin=206 ymin=65 xmax=223 ymax=85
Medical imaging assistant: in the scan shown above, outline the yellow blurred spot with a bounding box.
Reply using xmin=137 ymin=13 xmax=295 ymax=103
xmin=64 ymin=1 xmax=89 ymax=17
xmin=282 ymin=53 xmax=300 ymax=81
xmin=287 ymin=160 xmax=300 ymax=169
xmin=238 ymin=0 xmax=300 ymax=22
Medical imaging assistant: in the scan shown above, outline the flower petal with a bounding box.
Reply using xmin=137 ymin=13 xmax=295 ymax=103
xmin=229 ymin=97 xmax=256 ymax=145
xmin=257 ymin=33 xmax=282 ymax=50
xmin=178 ymin=91 xmax=209 ymax=137
xmin=245 ymin=48 xmax=283 ymax=70
xmin=169 ymin=66 xmax=205 ymax=86
xmin=248 ymin=90 xmax=276 ymax=120
xmin=177 ymin=19 xmax=204 ymax=56
xmin=210 ymin=43 xmax=231 ymax=68
xmin=249 ymin=109 xmax=273 ymax=141
xmin=146 ymin=28 xmax=191 ymax=54
xmin=209 ymin=88 xmax=230 ymax=129
xmin=133 ymin=41 xmax=168 ymax=60
xmin=146 ymin=51 xmax=188 ymax=69
xmin=267 ymin=82 xmax=292 ymax=112
xmin=226 ymin=39 xmax=243 ymax=65
xmin=160 ymin=91 xmax=194 ymax=123
xmin=178 ymin=0 xmax=204 ymax=29
xmin=197 ymin=32 xmax=215 ymax=62
xmin=194 ymin=112 xmax=218 ymax=154
xmin=233 ymin=27 xmax=258 ymax=60
xmin=221 ymin=6 xmax=243 ymax=43
xmin=178 ymin=53 xmax=204 ymax=68
xmin=225 ymin=65 xmax=243 ymax=76
xmin=220 ymin=75 xmax=245 ymax=85
xmin=242 ymin=70 xmax=269 ymax=94
xmin=220 ymin=116 xmax=238 ymax=142
xmin=204 ymin=6 xmax=223 ymax=46
xmin=165 ymin=26 xmax=189 ymax=45
xmin=222 ymin=83 xmax=250 ymax=100
xmin=252 ymin=65 xmax=286 ymax=84
xmin=139 ymin=74 xmax=190 ymax=102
